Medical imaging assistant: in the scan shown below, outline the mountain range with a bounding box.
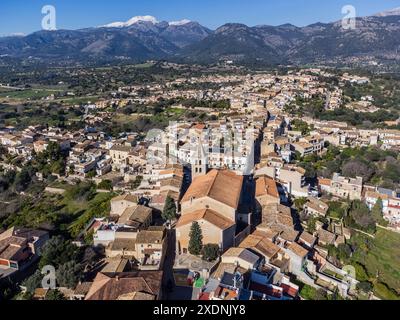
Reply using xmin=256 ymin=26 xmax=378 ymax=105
xmin=1 ymin=9 xmax=400 ymax=67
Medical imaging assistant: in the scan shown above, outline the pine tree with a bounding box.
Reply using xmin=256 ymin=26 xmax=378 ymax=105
xmin=162 ymin=196 xmax=177 ymax=222
xmin=188 ymin=222 xmax=203 ymax=255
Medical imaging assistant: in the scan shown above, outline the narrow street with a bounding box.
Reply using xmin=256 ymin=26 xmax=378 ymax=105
xmin=162 ymin=228 xmax=177 ymax=299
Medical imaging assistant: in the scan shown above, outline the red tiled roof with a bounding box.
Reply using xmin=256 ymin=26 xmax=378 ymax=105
xmin=281 ymin=283 xmax=298 ymax=298
xmin=176 ymin=209 xmax=235 ymax=230
xmin=182 ymin=170 xmax=243 ymax=209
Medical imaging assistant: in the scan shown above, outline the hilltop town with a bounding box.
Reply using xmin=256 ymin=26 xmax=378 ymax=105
xmin=1 ymin=63 xmax=400 ymax=301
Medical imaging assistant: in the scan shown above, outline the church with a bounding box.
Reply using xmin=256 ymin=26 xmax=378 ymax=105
xmin=176 ymin=143 xmax=246 ymax=254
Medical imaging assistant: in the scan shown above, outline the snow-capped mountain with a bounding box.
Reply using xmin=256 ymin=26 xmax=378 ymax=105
xmin=0 ymin=15 xmax=211 ymax=62
xmin=101 ymin=15 xmax=192 ymax=28
xmin=102 ymin=15 xmax=159 ymax=28
xmin=1 ymin=9 xmax=400 ymax=66
xmin=169 ymin=19 xmax=192 ymax=26
xmin=98 ymin=16 xmax=212 ymax=48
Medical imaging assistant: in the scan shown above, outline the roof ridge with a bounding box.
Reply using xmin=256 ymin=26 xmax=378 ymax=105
xmin=205 ymin=170 xmax=219 ymax=197
xmin=85 ymin=273 xmax=111 ymax=300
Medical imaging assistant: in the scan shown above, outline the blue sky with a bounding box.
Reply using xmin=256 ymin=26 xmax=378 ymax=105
xmin=1 ymin=0 xmax=400 ymax=35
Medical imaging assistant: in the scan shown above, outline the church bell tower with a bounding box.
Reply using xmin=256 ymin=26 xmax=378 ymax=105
xmin=192 ymin=142 xmax=208 ymax=179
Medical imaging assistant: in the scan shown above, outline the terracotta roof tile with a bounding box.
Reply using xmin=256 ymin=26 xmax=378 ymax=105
xmin=85 ymin=272 xmax=163 ymax=300
xmin=256 ymin=175 xmax=279 ymax=198
xmin=239 ymin=234 xmax=281 ymax=259
xmin=176 ymin=209 xmax=235 ymax=230
xmin=287 ymin=242 xmax=309 ymax=258
xmin=182 ymin=170 xmax=243 ymax=209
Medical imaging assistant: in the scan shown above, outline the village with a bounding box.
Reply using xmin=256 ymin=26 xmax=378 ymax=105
xmin=1 ymin=67 xmax=400 ymax=301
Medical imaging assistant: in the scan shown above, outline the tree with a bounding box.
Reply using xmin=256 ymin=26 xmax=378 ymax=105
xmin=132 ymin=175 xmax=143 ymax=190
xmin=14 ymin=168 xmax=32 ymax=192
xmin=45 ymin=289 xmax=66 ymax=300
xmin=336 ymin=244 xmax=352 ymax=262
xmin=357 ymin=281 xmax=373 ymax=293
xmin=56 ymin=261 xmax=83 ymax=289
xmin=342 ymin=160 xmax=375 ymax=182
xmin=86 ymin=169 xmax=96 ymax=178
xmin=98 ymin=180 xmax=113 ymax=191
xmin=64 ymin=182 xmax=96 ymax=202
xmin=0 ymin=278 xmax=17 ymax=300
xmin=371 ymin=198 xmax=387 ymax=226
xmin=347 ymin=200 xmax=376 ymax=233
xmin=307 ymin=217 xmax=318 ymax=233
xmin=50 ymin=158 xmax=66 ymax=176
xmin=40 ymin=236 xmax=80 ymax=269
xmin=23 ymin=270 xmax=43 ymax=294
xmin=329 ymin=243 xmax=352 ymax=264
xmin=0 ymin=169 xmax=16 ymax=192
xmin=201 ymin=244 xmax=220 ymax=262
xmin=291 ymin=120 xmax=311 ymax=135
xmin=294 ymin=197 xmax=307 ymax=212
xmin=315 ymin=289 xmax=329 ymax=300
xmin=299 ymin=162 xmax=317 ymax=179
xmin=45 ymin=141 xmax=63 ymax=162
xmin=162 ymin=196 xmax=177 ymax=222
xmin=188 ymin=222 xmax=203 ymax=255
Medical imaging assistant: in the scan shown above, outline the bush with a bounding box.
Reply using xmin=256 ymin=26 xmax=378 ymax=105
xmin=353 ymin=263 xmax=370 ymax=282
xmin=45 ymin=289 xmax=66 ymax=300
xmin=357 ymin=281 xmax=373 ymax=293
xmin=201 ymin=244 xmax=220 ymax=262
xmin=300 ymin=284 xmax=328 ymax=300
